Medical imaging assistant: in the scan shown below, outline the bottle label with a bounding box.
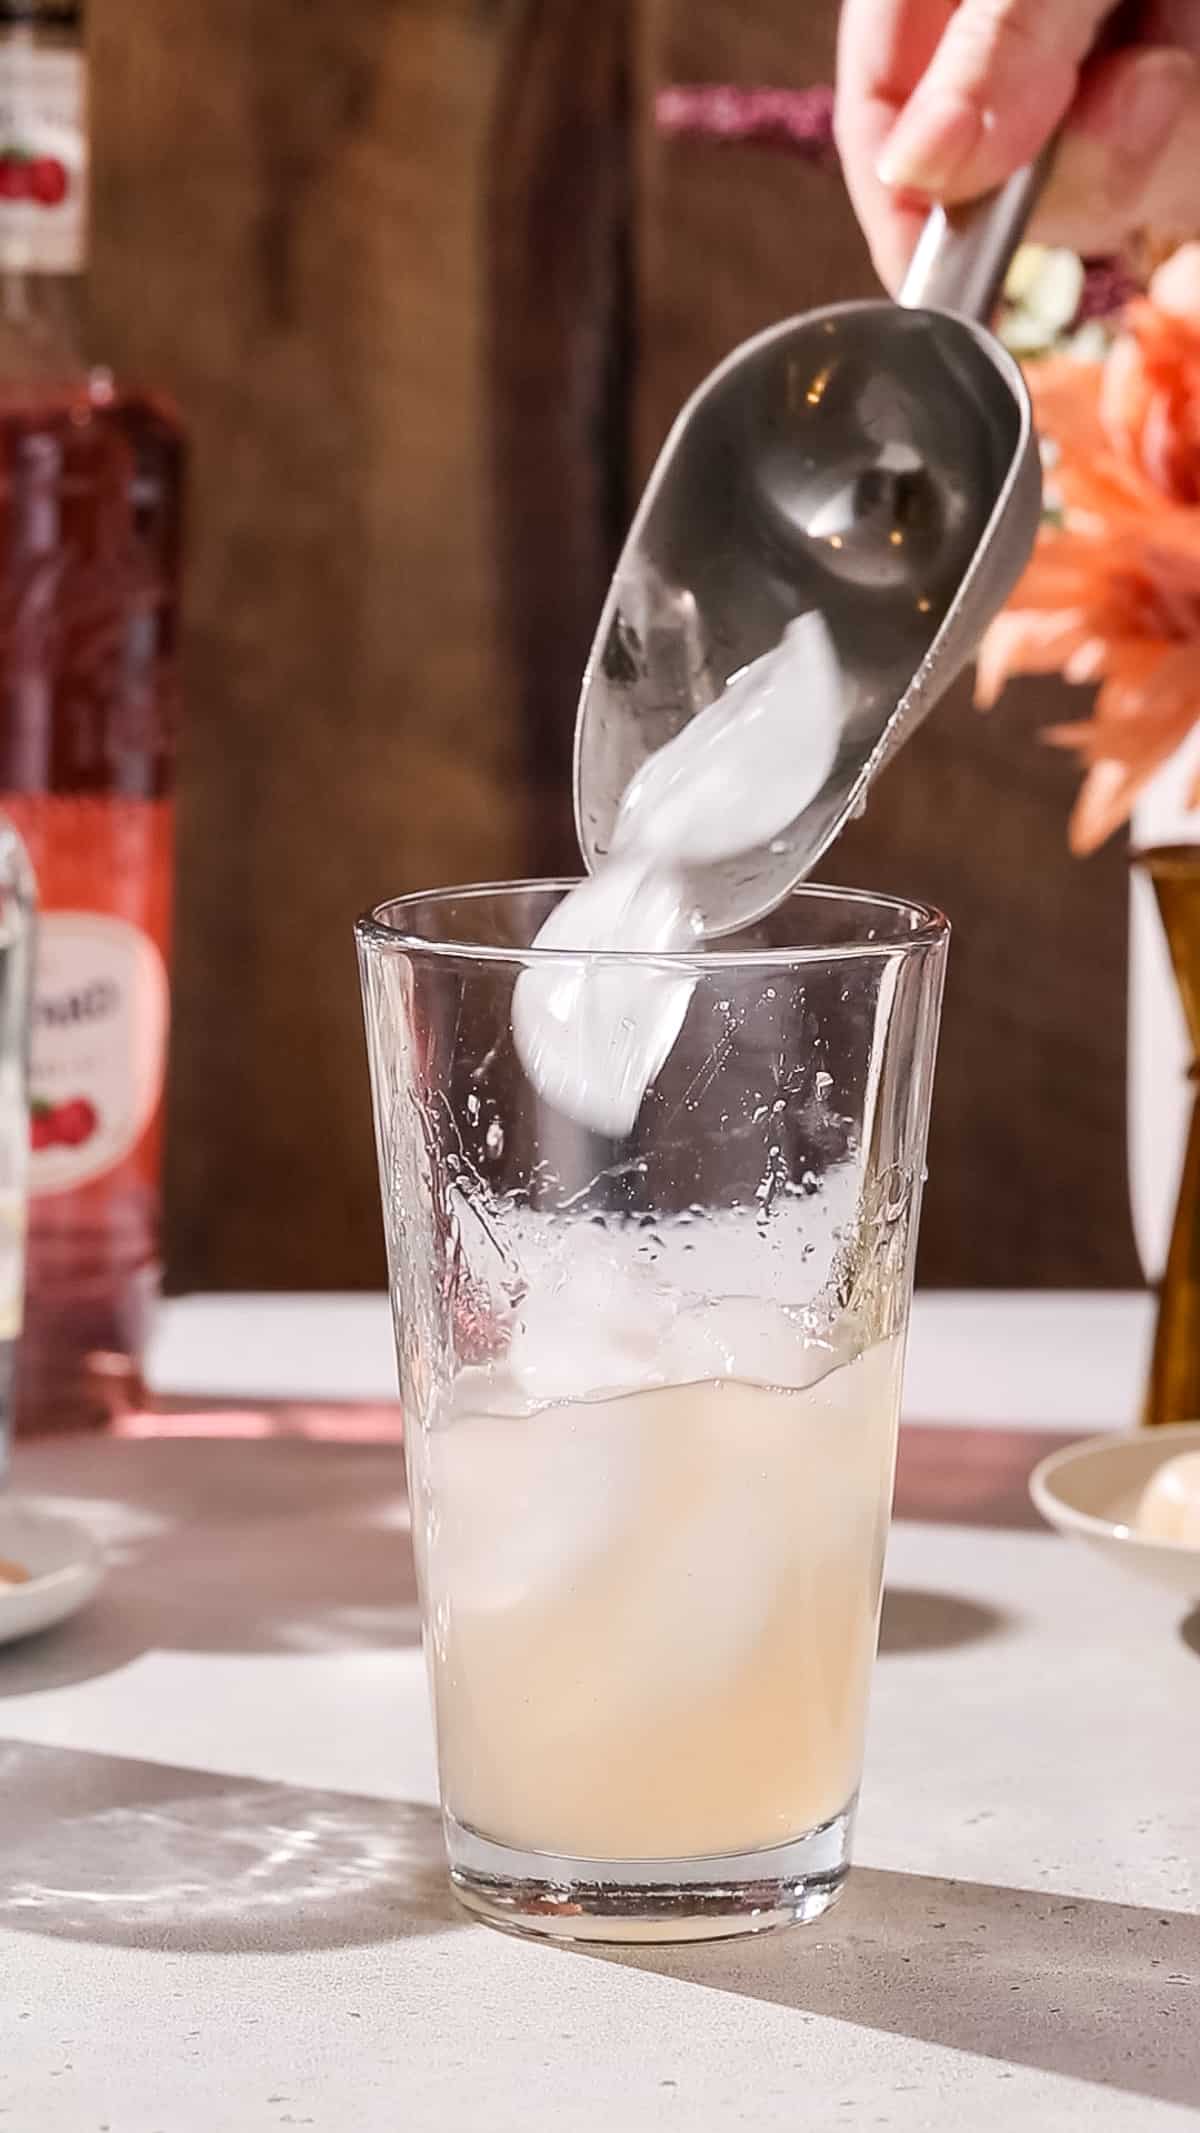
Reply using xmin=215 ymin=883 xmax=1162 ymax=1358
xmin=0 ymin=42 xmax=85 ymax=273
xmin=0 ymin=1053 xmax=26 ymax=1339
xmin=30 ymin=912 xmax=169 ymax=1197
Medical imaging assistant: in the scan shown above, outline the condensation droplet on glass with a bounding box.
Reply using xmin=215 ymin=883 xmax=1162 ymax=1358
xmin=485 ymin=1118 xmax=504 ymax=1159
xmin=815 ymin=1070 xmax=833 ymax=1095
xmin=466 ymin=1091 xmax=481 ymax=1125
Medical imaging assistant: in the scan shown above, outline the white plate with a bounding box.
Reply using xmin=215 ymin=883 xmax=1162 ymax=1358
xmin=0 ymin=1500 xmax=104 ymax=1645
xmin=1030 ymin=1422 xmax=1200 ymax=1597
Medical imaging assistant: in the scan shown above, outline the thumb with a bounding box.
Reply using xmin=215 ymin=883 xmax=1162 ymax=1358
xmin=876 ymin=0 xmax=1116 ymax=199
xmin=1032 ymin=45 xmax=1200 ymax=254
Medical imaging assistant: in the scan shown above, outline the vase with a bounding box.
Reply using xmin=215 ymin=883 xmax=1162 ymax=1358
xmin=1128 ymin=735 xmax=1200 ymax=1284
xmin=1134 ymin=843 xmax=1200 ymax=1425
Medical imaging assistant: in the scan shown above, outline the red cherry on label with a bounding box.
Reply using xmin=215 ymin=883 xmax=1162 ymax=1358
xmin=29 ymin=156 xmax=66 ymax=207
xmin=52 ymin=1097 xmax=98 ymax=1147
xmin=0 ymin=157 xmax=26 ymax=201
xmin=31 ymin=1111 xmax=57 ymax=1151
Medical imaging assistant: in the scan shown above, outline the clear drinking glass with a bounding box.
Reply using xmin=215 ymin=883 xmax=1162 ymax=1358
xmin=357 ymin=881 xmax=947 ymax=1943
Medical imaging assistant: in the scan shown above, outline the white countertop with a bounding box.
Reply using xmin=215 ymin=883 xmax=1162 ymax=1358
xmin=146 ymin=1287 xmax=1157 ymax=1429
xmin=3 ymin=1291 xmax=1197 ymax=2132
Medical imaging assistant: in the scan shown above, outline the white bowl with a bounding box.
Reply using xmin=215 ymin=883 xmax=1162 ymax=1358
xmin=0 ymin=1501 xmax=104 ymax=1645
xmin=1030 ymin=1422 xmax=1200 ymax=1596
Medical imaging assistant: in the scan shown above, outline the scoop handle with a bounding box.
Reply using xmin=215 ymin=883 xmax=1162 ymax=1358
xmin=898 ymin=142 xmax=1056 ymax=320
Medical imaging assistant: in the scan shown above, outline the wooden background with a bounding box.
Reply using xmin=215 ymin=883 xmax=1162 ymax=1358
xmin=90 ymin=0 xmax=1139 ymax=1290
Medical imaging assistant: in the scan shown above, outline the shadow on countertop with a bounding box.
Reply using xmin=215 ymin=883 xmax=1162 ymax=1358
xmin=591 ymin=1862 xmax=1200 ymax=2111
xmin=877 ymin=1585 xmax=1011 ymax=1655
xmin=0 ymin=1740 xmax=456 ymax=1953
xmin=0 ymin=1435 xmax=418 ymax=1698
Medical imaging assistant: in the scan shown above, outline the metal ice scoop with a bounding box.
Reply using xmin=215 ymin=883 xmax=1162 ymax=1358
xmin=573 ymin=163 xmax=1049 ymax=931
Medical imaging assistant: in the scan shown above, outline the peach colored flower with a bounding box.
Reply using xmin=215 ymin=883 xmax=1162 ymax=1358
xmin=977 ymin=243 xmax=1200 ymax=853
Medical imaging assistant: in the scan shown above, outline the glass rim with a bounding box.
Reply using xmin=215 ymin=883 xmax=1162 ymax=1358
xmin=355 ymin=877 xmax=949 ymax=971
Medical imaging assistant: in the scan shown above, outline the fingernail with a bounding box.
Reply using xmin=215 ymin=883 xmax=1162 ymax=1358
xmin=1117 ymin=47 xmax=1196 ymax=163
xmin=876 ymin=94 xmax=981 ymax=193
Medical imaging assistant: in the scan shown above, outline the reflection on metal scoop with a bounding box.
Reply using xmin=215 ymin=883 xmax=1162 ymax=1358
xmin=573 ymin=163 xmax=1049 ymax=932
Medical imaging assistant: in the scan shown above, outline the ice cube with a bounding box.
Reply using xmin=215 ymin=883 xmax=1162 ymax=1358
xmin=611 ymin=613 xmax=843 ymax=868
xmin=508 ymin=1228 xmax=677 ymax=1403
xmin=511 ymin=859 xmax=699 ymax=1139
xmin=425 ymin=1395 xmax=646 ymax=1616
xmin=562 ymin=1380 xmax=803 ymax=1716
xmin=662 ymin=1292 xmax=836 ymax=1390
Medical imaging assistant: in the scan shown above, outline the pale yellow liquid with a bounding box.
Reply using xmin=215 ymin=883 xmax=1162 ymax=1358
xmin=414 ymin=1335 xmax=902 ymax=1861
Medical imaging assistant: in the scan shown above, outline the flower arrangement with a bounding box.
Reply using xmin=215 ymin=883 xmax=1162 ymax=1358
xmin=980 ymin=242 xmax=1200 ymax=853
xmin=657 ymin=83 xmax=1200 ymax=853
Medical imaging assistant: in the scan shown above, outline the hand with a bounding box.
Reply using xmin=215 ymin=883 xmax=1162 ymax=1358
xmin=835 ymin=0 xmax=1200 ymax=291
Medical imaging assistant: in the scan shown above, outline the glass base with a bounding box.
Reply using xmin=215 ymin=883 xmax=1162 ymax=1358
xmin=446 ymin=1802 xmax=854 ymax=1944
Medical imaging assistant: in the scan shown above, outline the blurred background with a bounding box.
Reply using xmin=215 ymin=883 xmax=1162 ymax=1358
xmin=91 ymin=0 xmax=1137 ymax=1295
